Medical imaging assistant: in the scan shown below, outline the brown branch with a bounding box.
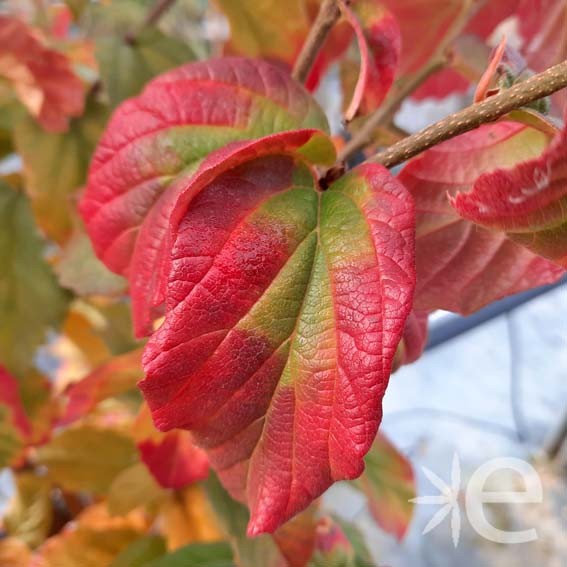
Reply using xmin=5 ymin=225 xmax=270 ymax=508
xmin=338 ymin=0 xmax=484 ymax=162
xmin=144 ymin=0 xmax=177 ymax=27
xmin=370 ymin=59 xmax=567 ymax=168
xmin=292 ymin=0 xmax=341 ymax=84
xmin=338 ymin=56 xmax=445 ymax=161
xmin=126 ymin=0 xmax=177 ymax=44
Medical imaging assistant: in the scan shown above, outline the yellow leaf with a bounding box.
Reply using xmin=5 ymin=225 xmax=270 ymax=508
xmin=32 ymin=503 xmax=147 ymax=567
xmin=107 ymin=463 xmax=166 ymax=517
xmin=160 ymin=485 xmax=223 ymax=551
xmin=14 ymin=98 xmax=108 ymax=243
xmin=4 ymin=472 xmax=53 ymax=549
xmin=36 ymin=424 xmax=138 ymax=495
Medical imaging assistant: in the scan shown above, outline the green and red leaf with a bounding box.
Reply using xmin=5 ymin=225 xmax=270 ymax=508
xmin=80 ymin=57 xmax=332 ymax=336
xmin=140 ymin=161 xmax=415 ymax=534
xmin=399 ymin=122 xmax=564 ymax=315
xmin=355 ymin=433 xmax=415 ymax=540
xmin=451 ymin=115 xmax=567 ymax=267
xmin=0 ymin=366 xmax=32 ymax=439
xmin=81 ymin=56 xmax=415 ymax=535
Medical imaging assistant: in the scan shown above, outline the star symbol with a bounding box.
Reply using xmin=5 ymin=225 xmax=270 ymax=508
xmin=410 ymin=453 xmax=462 ymax=547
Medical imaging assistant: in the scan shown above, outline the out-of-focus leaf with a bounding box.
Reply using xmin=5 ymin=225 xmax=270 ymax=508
xmin=355 ymin=433 xmax=415 ymax=541
xmin=399 ymin=122 xmax=564 ymax=314
xmin=214 ymin=0 xmax=352 ymax=91
xmin=91 ymin=301 xmax=140 ymax=356
xmin=14 ymin=99 xmax=109 ymax=243
xmin=204 ymin=473 xmax=286 ymax=567
xmin=391 ymin=310 xmax=429 ymax=373
xmin=96 ymin=28 xmax=195 ymax=107
xmin=134 ymin=403 xmax=209 ymax=490
xmin=0 ymin=183 xmax=70 ymax=376
xmin=273 ymin=505 xmax=318 ymax=567
xmin=61 ymin=348 xmax=143 ymax=425
xmin=309 ymin=517 xmax=359 ymax=567
xmin=17 ymin=370 xmax=57 ymax=445
xmin=0 ymin=406 xmax=24 ymax=467
xmin=0 ymin=15 xmax=85 ymax=132
xmin=108 ymin=462 xmax=165 ymax=517
xmin=31 ymin=503 xmax=147 ymax=567
xmin=518 ymin=0 xmax=567 ymax=110
xmin=309 ymin=516 xmax=376 ymax=566
xmin=0 ymin=100 xmax=18 ymax=158
xmin=110 ymin=536 xmax=167 ymax=567
xmin=452 ymin=113 xmax=567 ymax=267
xmin=4 ymin=473 xmax=52 ymax=549
xmin=0 ymin=366 xmax=32 ymax=438
xmin=330 ymin=517 xmax=375 ymax=567
xmin=160 ymin=485 xmax=223 ymax=551
xmin=36 ymin=425 xmax=138 ymax=494
xmin=64 ymin=0 xmax=89 ymax=20
xmin=215 ymin=0 xmax=307 ymax=64
xmin=138 ymin=429 xmax=209 ymax=490
xmin=56 ymin=233 xmax=128 ymax=297
xmin=0 ymin=537 xmax=32 ymax=567
xmin=145 ymin=542 xmax=234 ymax=567
xmin=50 ymin=307 xmax=112 ymax=394
xmin=83 ymin=0 xmax=149 ymax=36
xmin=391 ymin=0 xmax=521 ymax=100
xmin=62 ymin=307 xmax=111 ymax=368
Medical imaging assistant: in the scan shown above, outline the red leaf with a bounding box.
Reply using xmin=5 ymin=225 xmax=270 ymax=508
xmin=340 ymin=0 xmax=372 ymax=121
xmin=80 ymin=57 xmax=333 ymax=337
xmin=0 ymin=366 xmax=32 ymax=439
xmin=0 ymin=15 xmax=85 ymax=132
xmin=451 ymin=115 xmax=567 ymax=267
xmin=407 ymin=0 xmax=520 ymax=101
xmin=60 ymin=349 xmax=144 ymax=426
xmin=399 ymin=122 xmax=564 ymax=314
xmin=518 ymin=0 xmax=567 ymax=110
xmin=341 ymin=0 xmax=401 ymax=118
xmin=392 ymin=310 xmax=428 ymax=372
xmin=135 ymin=404 xmax=209 ymax=490
xmin=139 ymin=161 xmax=415 ymax=535
xmin=273 ymin=505 xmax=318 ymax=567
